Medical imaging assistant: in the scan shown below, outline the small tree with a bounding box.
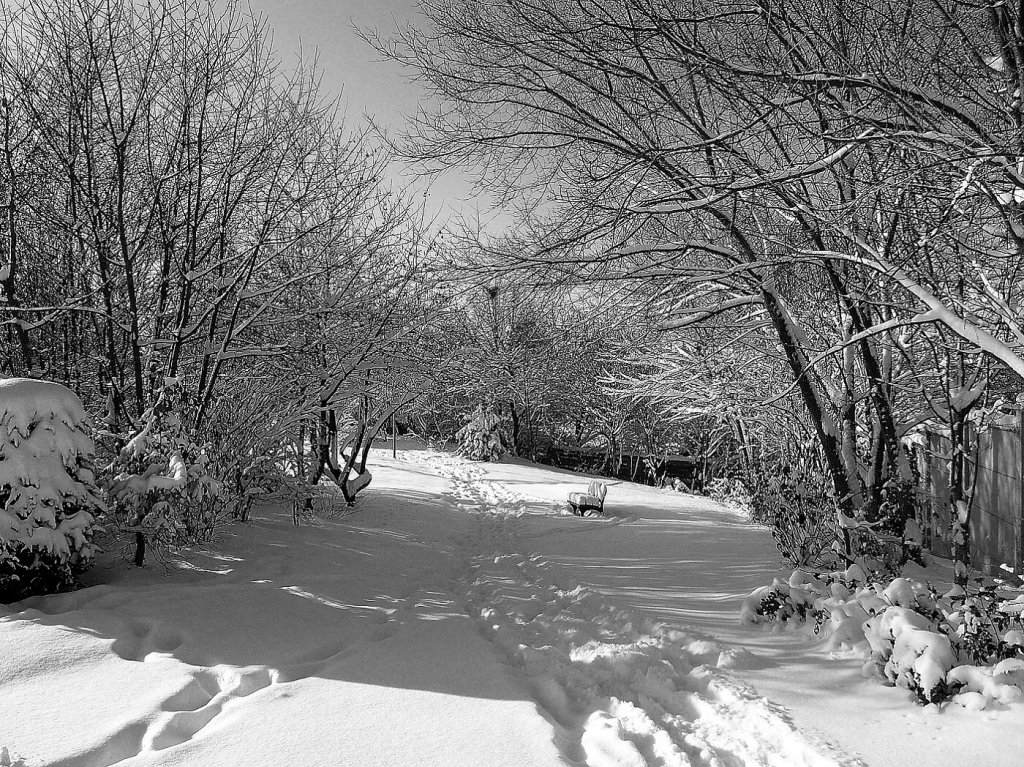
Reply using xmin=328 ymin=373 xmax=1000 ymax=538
xmin=0 ymin=378 xmax=104 ymax=601
xmin=107 ymin=379 xmax=220 ymax=566
xmin=456 ymin=404 xmax=507 ymax=461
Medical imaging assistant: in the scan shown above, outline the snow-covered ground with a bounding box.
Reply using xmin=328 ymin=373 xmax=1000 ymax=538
xmin=2 ymin=444 xmax=1021 ymax=767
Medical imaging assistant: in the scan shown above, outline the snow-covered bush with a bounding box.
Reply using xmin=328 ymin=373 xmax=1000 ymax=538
xmin=740 ymin=453 xmax=840 ymax=566
xmin=107 ymin=379 xmax=221 ymax=566
xmin=0 ymin=378 xmax=104 ymax=601
xmin=706 ymin=477 xmax=752 ymax=513
xmin=455 ymin=404 xmax=507 ymax=461
xmin=740 ymin=566 xmax=864 ymax=633
xmin=741 ymin=567 xmax=1024 ymax=707
xmin=955 ymin=581 xmax=1024 ymax=665
xmin=198 ymin=388 xmax=319 ymax=525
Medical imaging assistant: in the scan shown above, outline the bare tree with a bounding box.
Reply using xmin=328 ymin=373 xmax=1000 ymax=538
xmin=378 ymin=0 xmax=1024 ymax=573
xmin=0 ymin=0 xmax=443 ymax=558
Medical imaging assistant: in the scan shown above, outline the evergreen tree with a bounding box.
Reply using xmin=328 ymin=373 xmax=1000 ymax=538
xmin=0 ymin=378 xmax=104 ymax=601
xmin=456 ymin=404 xmax=507 ymax=461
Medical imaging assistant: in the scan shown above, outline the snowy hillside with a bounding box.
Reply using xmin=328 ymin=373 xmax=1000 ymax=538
xmin=2 ymin=446 xmax=1020 ymax=767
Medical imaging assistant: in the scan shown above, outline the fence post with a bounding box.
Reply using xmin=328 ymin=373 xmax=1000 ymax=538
xmin=1018 ymin=405 xmax=1024 ymax=575
xmin=924 ymin=431 xmax=937 ymax=555
xmin=925 ymin=440 xmax=933 ymax=552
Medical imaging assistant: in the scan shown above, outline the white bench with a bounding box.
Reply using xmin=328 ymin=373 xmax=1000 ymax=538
xmin=568 ymin=480 xmax=608 ymax=517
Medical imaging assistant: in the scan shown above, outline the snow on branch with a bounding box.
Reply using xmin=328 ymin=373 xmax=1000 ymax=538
xmin=799 ymin=243 xmax=1024 ymax=380
xmin=658 ymin=295 xmax=764 ymax=331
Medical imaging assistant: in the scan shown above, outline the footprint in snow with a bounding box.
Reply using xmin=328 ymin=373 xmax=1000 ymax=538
xmin=111 ymin=619 xmax=186 ymax=662
xmin=462 ymin=535 xmax=864 ymax=767
xmin=144 ymin=666 xmax=274 ymax=752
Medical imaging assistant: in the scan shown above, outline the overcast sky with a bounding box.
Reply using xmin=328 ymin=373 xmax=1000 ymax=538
xmin=247 ymin=0 xmax=504 ymax=230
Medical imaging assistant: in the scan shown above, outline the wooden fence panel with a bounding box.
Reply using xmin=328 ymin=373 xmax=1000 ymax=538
xmin=969 ymin=414 xmax=1022 ymax=573
xmin=922 ymin=431 xmax=952 ymax=558
xmin=921 ymin=411 xmax=1023 ymax=575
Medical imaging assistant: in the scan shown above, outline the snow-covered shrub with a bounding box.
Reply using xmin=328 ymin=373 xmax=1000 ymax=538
xmin=858 ymin=583 xmax=956 ymax=703
xmin=878 ymin=614 xmax=958 ymax=703
xmin=199 ymin=427 xmax=275 ymax=526
xmin=946 ymin=661 xmax=1024 ymax=709
xmin=198 ymin=388 xmax=317 ymax=525
xmin=706 ymin=477 xmax=752 ymax=513
xmin=0 ymin=378 xmax=104 ymax=601
xmin=739 ymin=567 xmax=862 ymax=631
xmin=741 ymin=567 xmax=1024 ymax=707
xmin=767 ymin=493 xmax=837 ymax=567
xmin=666 ymin=477 xmax=688 ymax=493
xmin=107 ymin=379 xmax=221 ymax=565
xmin=741 ymin=454 xmax=839 ymax=567
xmin=455 ymin=404 xmax=507 ymax=461
xmin=842 ymin=479 xmax=926 ymax=578
xmin=753 ymin=583 xmax=822 ymax=627
xmin=955 ymin=581 xmax=1024 ymax=665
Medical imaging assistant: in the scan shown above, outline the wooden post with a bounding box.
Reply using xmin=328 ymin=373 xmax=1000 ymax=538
xmin=1018 ymin=405 xmax=1024 ymax=576
xmin=391 ymin=410 xmax=397 ymax=459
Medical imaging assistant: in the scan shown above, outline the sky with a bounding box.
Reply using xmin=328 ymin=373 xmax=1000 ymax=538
xmin=246 ymin=0 xmax=505 ymax=231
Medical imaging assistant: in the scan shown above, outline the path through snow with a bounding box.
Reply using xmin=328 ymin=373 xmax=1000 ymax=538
xmin=429 ymin=452 xmax=861 ymax=767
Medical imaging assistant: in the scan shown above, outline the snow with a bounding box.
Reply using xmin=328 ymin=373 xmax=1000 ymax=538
xmin=110 ymin=451 xmax=189 ymax=497
xmin=0 ymin=377 xmax=88 ymax=436
xmin=2 ymin=443 xmax=1022 ymax=766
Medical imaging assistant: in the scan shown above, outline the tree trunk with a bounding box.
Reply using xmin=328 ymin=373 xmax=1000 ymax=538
xmin=133 ymin=504 xmax=147 ymax=566
xmin=508 ymin=402 xmax=521 ymax=455
xmin=296 ymin=420 xmax=306 ymax=478
xmin=760 ymin=290 xmax=856 ymax=509
xmin=1 ymin=102 xmax=36 ymax=375
xmin=760 ymin=287 xmax=858 ymax=560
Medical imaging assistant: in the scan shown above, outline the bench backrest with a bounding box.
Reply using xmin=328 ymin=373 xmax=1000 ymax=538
xmin=587 ymin=480 xmax=608 ymax=501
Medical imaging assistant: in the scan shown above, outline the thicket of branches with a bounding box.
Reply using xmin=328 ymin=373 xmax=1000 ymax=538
xmin=381 ymin=0 xmax=1024 ymax=581
xmin=403 ymin=273 xmax=700 ymax=484
xmin=0 ymin=0 xmax=441 ymax=567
